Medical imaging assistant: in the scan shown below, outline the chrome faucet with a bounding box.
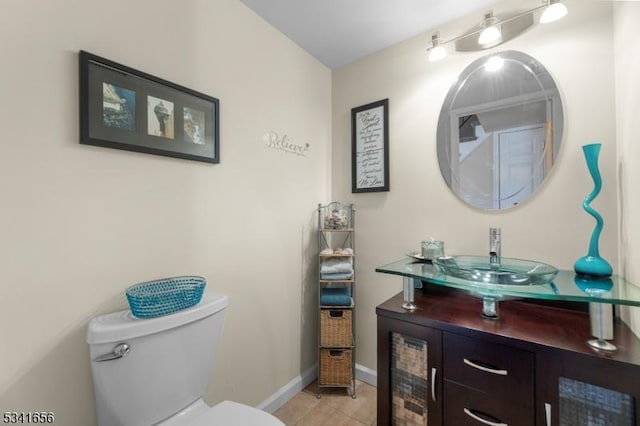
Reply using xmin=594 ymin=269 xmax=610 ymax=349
xmin=489 ymin=227 xmax=501 ymax=266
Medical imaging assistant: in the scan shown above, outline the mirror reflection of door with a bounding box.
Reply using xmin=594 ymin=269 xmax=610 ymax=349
xmin=452 ymin=102 xmax=549 ymax=209
xmin=497 ymin=124 xmax=545 ymax=209
xmin=453 ymin=123 xmax=546 ymax=209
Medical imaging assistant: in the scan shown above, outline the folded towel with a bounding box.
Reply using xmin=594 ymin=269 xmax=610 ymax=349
xmin=320 ymin=288 xmax=352 ymax=306
xmin=321 ymin=271 xmax=354 ymax=280
xmin=320 ymin=258 xmax=354 ymax=274
xmin=334 ymin=247 xmax=354 ymax=256
xmin=320 ymin=248 xmax=354 ymax=256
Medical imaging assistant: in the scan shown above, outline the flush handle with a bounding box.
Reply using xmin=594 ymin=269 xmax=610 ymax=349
xmin=94 ymin=343 xmax=130 ymax=362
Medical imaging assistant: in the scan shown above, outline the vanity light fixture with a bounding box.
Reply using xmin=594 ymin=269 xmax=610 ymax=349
xmin=427 ymin=32 xmax=447 ymax=62
xmin=478 ymin=11 xmax=502 ymax=46
xmin=427 ymin=0 xmax=568 ymax=62
xmin=540 ymin=0 xmax=568 ymax=24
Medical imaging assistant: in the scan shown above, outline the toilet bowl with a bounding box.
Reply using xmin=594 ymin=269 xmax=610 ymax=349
xmin=156 ymin=399 xmax=283 ymax=425
xmin=86 ymin=293 xmax=283 ymax=425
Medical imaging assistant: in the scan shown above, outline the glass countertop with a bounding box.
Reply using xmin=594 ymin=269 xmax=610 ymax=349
xmin=376 ymin=257 xmax=640 ymax=307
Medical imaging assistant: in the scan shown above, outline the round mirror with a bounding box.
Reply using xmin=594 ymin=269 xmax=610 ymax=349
xmin=436 ymin=50 xmax=563 ymax=210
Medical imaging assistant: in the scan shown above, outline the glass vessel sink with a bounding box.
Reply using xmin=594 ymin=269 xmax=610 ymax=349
xmin=432 ymin=255 xmax=559 ymax=286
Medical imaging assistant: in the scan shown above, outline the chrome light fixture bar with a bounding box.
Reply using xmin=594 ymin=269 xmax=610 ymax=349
xmin=427 ymin=0 xmax=568 ymax=62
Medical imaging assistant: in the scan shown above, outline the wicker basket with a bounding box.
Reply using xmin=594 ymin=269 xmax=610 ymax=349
xmin=320 ymin=309 xmax=353 ymax=347
xmin=320 ymin=348 xmax=352 ymax=385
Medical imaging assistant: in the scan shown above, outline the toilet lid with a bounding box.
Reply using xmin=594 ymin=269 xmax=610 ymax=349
xmin=190 ymin=401 xmax=284 ymax=426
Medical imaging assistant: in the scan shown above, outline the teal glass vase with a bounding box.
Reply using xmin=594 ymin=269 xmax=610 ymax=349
xmin=573 ymin=143 xmax=613 ymax=278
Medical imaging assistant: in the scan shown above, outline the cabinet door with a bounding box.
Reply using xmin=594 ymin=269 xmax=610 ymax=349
xmin=536 ymin=351 xmax=639 ymax=426
xmin=377 ymin=316 xmax=442 ymax=426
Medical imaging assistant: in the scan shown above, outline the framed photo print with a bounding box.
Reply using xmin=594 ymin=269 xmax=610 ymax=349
xmin=351 ymin=98 xmax=389 ymax=192
xmin=79 ymin=50 xmax=219 ymax=163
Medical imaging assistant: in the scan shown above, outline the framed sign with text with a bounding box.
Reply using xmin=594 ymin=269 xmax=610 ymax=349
xmin=351 ymin=99 xmax=389 ymax=192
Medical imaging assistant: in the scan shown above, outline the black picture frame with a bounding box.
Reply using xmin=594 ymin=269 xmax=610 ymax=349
xmin=79 ymin=50 xmax=219 ymax=164
xmin=351 ymin=98 xmax=389 ymax=192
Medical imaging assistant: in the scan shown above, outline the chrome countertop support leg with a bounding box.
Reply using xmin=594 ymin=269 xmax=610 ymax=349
xmin=402 ymin=276 xmax=417 ymax=310
xmin=481 ymin=296 xmax=499 ymax=319
xmin=588 ymin=302 xmax=617 ymax=352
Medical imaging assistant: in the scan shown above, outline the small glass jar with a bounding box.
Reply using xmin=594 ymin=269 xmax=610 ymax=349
xmin=422 ymin=240 xmax=444 ymax=259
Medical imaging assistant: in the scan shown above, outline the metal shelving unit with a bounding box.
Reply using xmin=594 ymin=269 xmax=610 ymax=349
xmin=316 ymin=202 xmax=356 ymax=399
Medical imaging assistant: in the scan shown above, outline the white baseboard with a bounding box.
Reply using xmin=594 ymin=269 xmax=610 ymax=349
xmin=257 ymin=363 xmax=377 ymax=414
xmin=355 ymin=363 xmax=377 ymax=387
xmin=256 ymin=365 xmax=318 ymax=413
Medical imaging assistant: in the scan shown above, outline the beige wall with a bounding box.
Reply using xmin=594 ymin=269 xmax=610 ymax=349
xmin=0 ymin=0 xmax=330 ymax=424
xmin=3 ymin=0 xmax=640 ymax=423
xmin=614 ymin=2 xmax=640 ymax=337
xmin=332 ymin=0 xmax=619 ymax=372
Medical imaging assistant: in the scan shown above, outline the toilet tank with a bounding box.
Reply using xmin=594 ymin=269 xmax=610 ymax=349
xmin=86 ymin=293 xmax=228 ymax=426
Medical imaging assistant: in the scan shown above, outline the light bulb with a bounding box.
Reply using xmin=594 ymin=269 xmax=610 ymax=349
xmin=479 ymin=25 xmax=501 ymax=45
xmin=484 ymin=56 xmax=504 ymax=72
xmin=428 ymin=45 xmax=447 ymax=62
xmin=428 ymin=32 xmax=447 ymax=62
xmin=540 ymin=1 xmax=568 ymax=24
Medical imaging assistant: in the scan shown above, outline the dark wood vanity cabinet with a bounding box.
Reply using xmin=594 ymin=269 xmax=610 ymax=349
xmin=377 ymin=286 xmax=640 ymax=426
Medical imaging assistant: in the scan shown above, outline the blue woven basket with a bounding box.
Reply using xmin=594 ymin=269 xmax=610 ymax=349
xmin=125 ymin=276 xmax=206 ymax=319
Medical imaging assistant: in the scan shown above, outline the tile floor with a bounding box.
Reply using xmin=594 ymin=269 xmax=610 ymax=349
xmin=273 ymin=380 xmax=377 ymax=425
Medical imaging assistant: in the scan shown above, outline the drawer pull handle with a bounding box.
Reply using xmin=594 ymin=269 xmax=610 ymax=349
xmin=463 ymin=408 xmax=508 ymax=426
xmin=431 ymin=367 xmax=437 ymax=402
xmin=463 ymin=358 xmax=508 ymax=376
xmin=545 ymin=403 xmax=552 ymax=426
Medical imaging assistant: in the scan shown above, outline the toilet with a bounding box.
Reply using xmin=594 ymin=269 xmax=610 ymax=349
xmin=86 ymin=293 xmax=284 ymax=425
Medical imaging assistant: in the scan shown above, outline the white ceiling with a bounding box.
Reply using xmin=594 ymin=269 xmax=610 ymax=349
xmin=239 ymin=0 xmax=502 ymax=69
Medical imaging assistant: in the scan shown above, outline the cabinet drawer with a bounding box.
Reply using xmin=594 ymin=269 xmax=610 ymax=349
xmin=444 ymin=332 xmax=534 ymax=406
xmin=444 ymin=380 xmax=534 ymax=426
